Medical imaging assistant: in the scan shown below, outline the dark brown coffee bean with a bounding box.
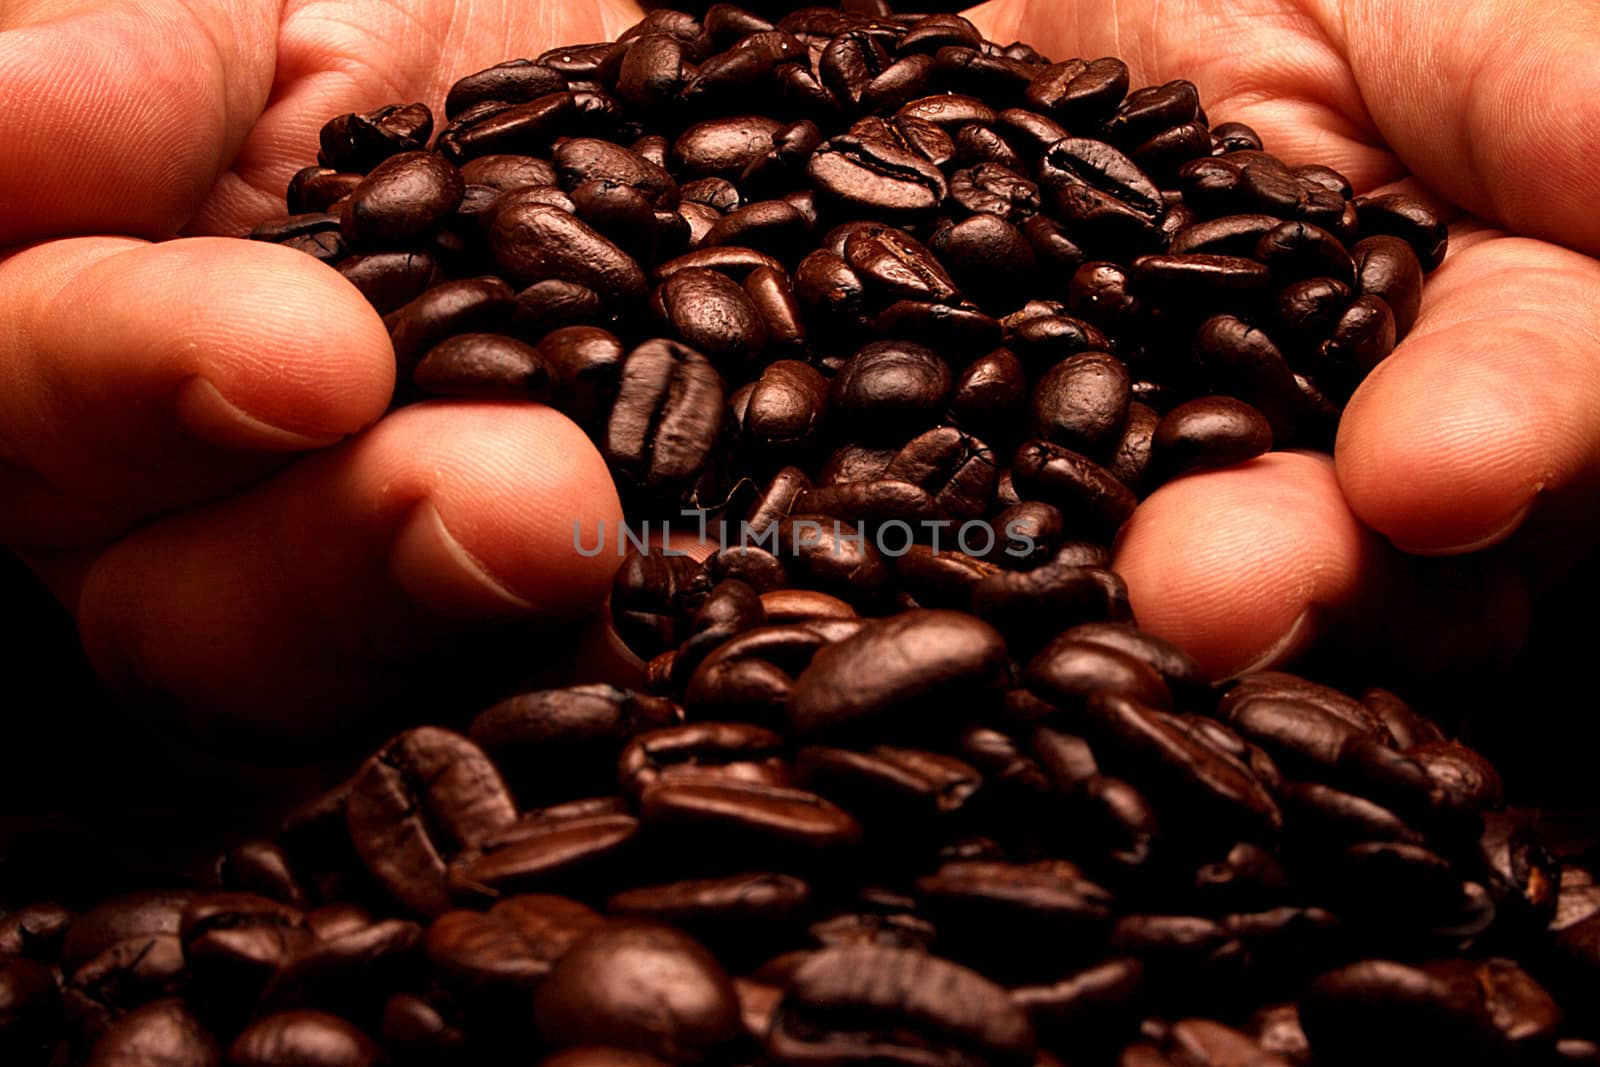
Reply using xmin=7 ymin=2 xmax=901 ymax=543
xmin=227 ymin=1010 xmax=380 ymax=1067
xmin=1059 ymin=622 xmax=1213 ymax=711
xmin=287 ymin=167 xmax=364 ymax=214
xmin=345 ymin=727 xmax=517 ymax=916
xmin=743 ymin=265 xmax=807 ymax=353
xmin=972 ymin=562 xmax=1130 ymax=650
xmin=619 ymin=722 xmax=788 ymax=803
xmin=768 ymin=945 xmax=1035 ymax=1066
xmin=1353 ymin=193 xmax=1448 ymax=270
xmin=448 ymin=807 xmax=639 ymax=900
xmin=743 ymin=360 xmax=830 ymax=454
xmin=384 ymin=277 xmax=515 ymax=377
xmin=1253 ymin=220 xmax=1355 ymax=286
xmin=807 ymin=132 xmax=948 ymax=218
xmin=337 ymin=250 xmax=444 ymax=314
xmin=86 ymin=998 xmax=218 ymax=1067
xmin=1030 ymin=351 xmax=1131 ymax=456
xmin=1168 ymin=213 xmax=1282 ymax=256
xmin=640 ymin=779 xmax=862 ymax=853
xmin=1319 ymin=293 xmax=1396 ymax=379
xmin=605 ymin=339 xmax=725 ymax=496
xmin=491 ymin=202 xmax=648 ymax=303
xmin=1039 ymin=137 xmax=1164 ymax=252
xmin=653 ymin=267 xmax=769 ymax=372
xmin=536 ymin=325 xmax=625 ymax=427
xmin=1010 ymin=438 xmax=1138 ymax=539
xmin=459 ymin=152 xmax=558 ymax=190
xmin=319 ymin=103 xmax=433 ymax=173
xmin=843 ymin=225 xmax=959 ymax=304
xmin=673 ymin=116 xmax=787 ymax=179
xmin=412 ymin=333 xmax=551 ymax=400
xmin=1025 ymin=57 xmax=1129 ymax=124
xmin=446 ymin=59 xmax=566 ymax=119
xmin=1150 ymin=396 xmax=1273 ymax=480
xmin=339 ymin=152 xmax=463 ymax=248
xmin=654 ymin=245 xmax=787 ymax=283
xmin=789 ymin=609 xmax=1007 ymax=739
xmin=1352 ymin=235 xmax=1425 ymax=339
xmin=831 ymin=340 xmax=954 ymax=441
xmin=469 ymin=685 xmax=679 ymax=805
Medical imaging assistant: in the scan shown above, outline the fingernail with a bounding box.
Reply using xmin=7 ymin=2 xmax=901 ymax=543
xmin=1391 ymin=490 xmax=1539 ymax=557
xmin=1219 ymin=606 xmax=1318 ymax=681
xmin=390 ymin=501 xmax=536 ymax=619
xmin=175 ymin=375 xmax=343 ymax=451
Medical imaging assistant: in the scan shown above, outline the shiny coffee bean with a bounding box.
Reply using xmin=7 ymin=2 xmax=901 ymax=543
xmin=605 ymin=340 xmax=725 ymax=497
xmin=1149 ymin=397 xmax=1273 ymax=480
xmin=228 ymin=1010 xmax=381 ymax=1067
xmin=767 ymin=945 xmax=1036 ymax=1066
xmin=345 ymin=727 xmax=518 ymax=916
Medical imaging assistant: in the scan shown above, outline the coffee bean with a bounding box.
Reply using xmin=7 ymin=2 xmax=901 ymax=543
xmin=789 ymin=610 xmax=1007 ymax=739
xmin=605 ymin=339 xmax=725 ymax=497
xmin=830 ymin=340 xmax=953 ymax=441
xmin=768 ymin=945 xmax=1036 ymax=1066
xmin=345 ymin=728 xmax=517 ymax=916
xmin=228 ymin=1010 xmax=381 ymax=1067
xmin=808 ymin=132 xmax=948 ymax=217
xmin=340 ymin=152 xmax=464 ymax=247
xmin=491 ymin=203 xmax=648 ymax=303
xmin=412 ymin=333 xmax=551 ymax=400
xmin=1353 ymin=193 xmax=1449 ymax=270
xmin=1353 ymin=235 xmax=1425 ymax=339
xmin=1150 ymin=396 xmax=1273 ymax=480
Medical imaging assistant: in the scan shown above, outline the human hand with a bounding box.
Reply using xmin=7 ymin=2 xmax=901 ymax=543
xmin=0 ymin=0 xmax=651 ymax=736
xmin=972 ymin=0 xmax=1600 ymax=682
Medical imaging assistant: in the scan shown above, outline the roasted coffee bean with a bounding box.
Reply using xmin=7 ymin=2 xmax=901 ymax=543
xmin=345 ymin=728 xmax=518 ymax=916
xmin=337 ymin=251 xmax=445 ymax=314
xmin=1149 ymin=396 xmax=1274 ymax=480
xmin=654 ymin=267 xmax=769 ymax=371
xmin=459 ymin=152 xmax=558 ymax=190
xmin=228 ymin=1010 xmax=381 ymax=1067
xmin=470 ymin=685 xmax=680 ymax=804
xmin=492 ymin=202 xmax=648 ymax=303
xmin=0 ymin=902 xmax=74 ymax=963
xmin=423 ymin=894 xmax=602 ymax=995
xmin=1039 ymin=137 xmax=1164 ymax=252
xmin=85 ymin=998 xmax=218 ymax=1067
xmin=673 ymin=116 xmax=787 ymax=179
xmin=640 ymin=778 xmax=863 ymax=856
xmin=412 ymin=333 xmax=551 ymax=400
xmin=446 ymin=59 xmax=567 ymax=119
xmin=789 ymin=610 xmax=1007 ymax=739
xmin=319 ymin=103 xmax=432 ymax=173
xmin=448 ymin=806 xmax=639 ymax=900
xmin=536 ymin=325 xmax=625 ymax=426
xmin=286 ymin=167 xmax=364 ymax=214
xmin=618 ymin=722 xmax=788 ymax=802
xmin=808 ymin=131 xmax=948 ymax=217
xmin=830 ymin=340 xmax=954 ymax=441
xmin=1009 ymin=438 xmax=1139 ymax=538
xmin=340 ymin=152 xmax=464 ymax=247
xmin=972 ymin=562 xmax=1131 ymax=650
xmin=605 ymin=340 xmax=725 ymax=497
xmin=768 ymin=945 xmax=1035 ymax=1066
xmin=1353 ymin=193 xmax=1449 ymax=270
xmin=1353 ymin=235 xmax=1425 ymax=338
xmin=1031 ymin=351 xmax=1131 ymax=456
xmin=384 ymin=277 xmax=515 ymax=377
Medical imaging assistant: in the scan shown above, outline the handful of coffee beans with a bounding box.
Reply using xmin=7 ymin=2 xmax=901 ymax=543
xmin=9 ymin=4 xmax=1596 ymax=1067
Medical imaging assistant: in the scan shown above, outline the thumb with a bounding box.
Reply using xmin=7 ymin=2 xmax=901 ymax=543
xmin=0 ymin=0 xmax=280 ymax=242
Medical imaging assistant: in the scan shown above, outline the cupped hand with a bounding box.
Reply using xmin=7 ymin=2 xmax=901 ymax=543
xmin=976 ymin=0 xmax=1600 ymax=681
xmin=0 ymin=0 xmax=650 ymax=734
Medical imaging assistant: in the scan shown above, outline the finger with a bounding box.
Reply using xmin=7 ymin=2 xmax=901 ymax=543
xmin=0 ymin=236 xmax=395 ymax=551
xmin=1328 ymin=0 xmax=1600 ymax=254
xmin=74 ymin=401 xmax=624 ymax=739
xmin=1112 ymin=452 xmax=1531 ymax=681
xmin=0 ymin=0 xmax=279 ymax=241
xmin=1336 ymin=234 xmax=1600 ymax=556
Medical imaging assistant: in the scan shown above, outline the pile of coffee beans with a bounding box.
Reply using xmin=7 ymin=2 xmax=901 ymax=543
xmin=10 ymin=3 xmax=1599 ymax=1066
xmin=249 ymin=0 xmax=1444 ymax=525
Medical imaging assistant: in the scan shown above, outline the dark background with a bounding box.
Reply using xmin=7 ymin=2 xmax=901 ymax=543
xmin=1 ymin=543 xmax=1596 ymax=904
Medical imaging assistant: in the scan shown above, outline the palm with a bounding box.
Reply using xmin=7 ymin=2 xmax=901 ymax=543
xmin=971 ymin=0 xmax=1600 ymax=677
xmin=183 ymin=0 xmax=644 ymax=236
